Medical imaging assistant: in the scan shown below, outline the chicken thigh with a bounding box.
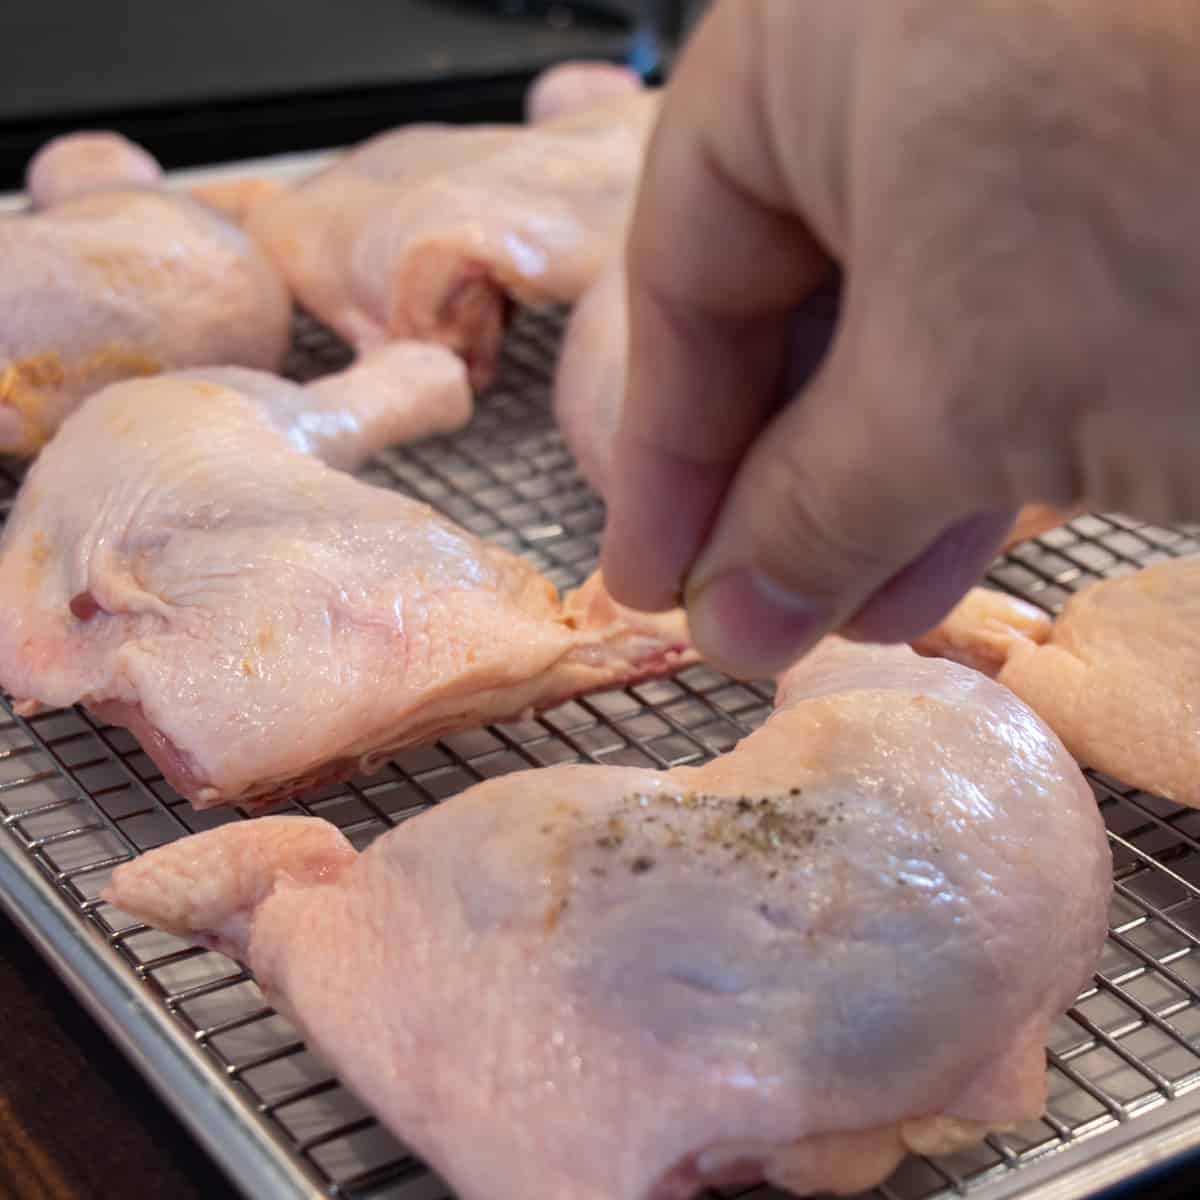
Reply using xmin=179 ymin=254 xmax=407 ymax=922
xmin=0 ymin=359 xmax=688 ymax=809
xmin=106 ymin=636 xmax=1110 ymax=1200
xmin=1 ymin=149 xmax=290 ymax=455
xmin=917 ymin=558 xmax=1200 ymax=806
xmin=244 ymin=90 xmax=658 ymax=388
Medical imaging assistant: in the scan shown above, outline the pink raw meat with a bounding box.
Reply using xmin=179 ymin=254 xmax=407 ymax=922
xmin=244 ymin=89 xmax=658 ymax=388
xmin=0 ymin=354 xmax=687 ymax=809
xmin=106 ymin=635 xmax=1109 ymax=1198
xmin=916 ymin=561 xmax=1200 ymax=806
xmin=2 ymin=135 xmax=290 ymax=456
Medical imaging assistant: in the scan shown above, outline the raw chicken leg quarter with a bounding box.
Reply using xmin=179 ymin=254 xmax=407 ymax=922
xmin=917 ymin=558 xmax=1200 ymax=807
xmin=245 ymin=89 xmax=658 ymax=388
xmin=1 ymin=135 xmax=290 ymax=455
xmin=0 ymin=352 xmax=690 ymax=810
xmin=107 ymin=637 xmax=1112 ymax=1200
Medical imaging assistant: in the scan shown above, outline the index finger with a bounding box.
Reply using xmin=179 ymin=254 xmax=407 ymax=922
xmin=600 ymin=0 xmax=837 ymax=611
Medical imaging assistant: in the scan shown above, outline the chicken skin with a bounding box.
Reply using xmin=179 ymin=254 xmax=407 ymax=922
xmin=917 ymin=559 xmax=1200 ymax=806
xmin=244 ymin=90 xmax=658 ymax=388
xmin=2 ymin=138 xmax=290 ymax=456
xmin=0 ymin=356 xmax=688 ymax=809
xmin=106 ymin=636 xmax=1110 ymax=1199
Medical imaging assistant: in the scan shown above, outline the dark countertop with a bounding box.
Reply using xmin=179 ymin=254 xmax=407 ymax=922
xmin=1 ymin=909 xmax=1199 ymax=1200
xmin=0 ymin=0 xmax=669 ymax=187
xmin=0 ymin=0 xmax=642 ymax=123
xmin=0 ymin=912 xmax=237 ymax=1199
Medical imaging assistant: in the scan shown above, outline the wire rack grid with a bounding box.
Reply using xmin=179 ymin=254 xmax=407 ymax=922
xmin=2 ymin=309 xmax=1200 ymax=1200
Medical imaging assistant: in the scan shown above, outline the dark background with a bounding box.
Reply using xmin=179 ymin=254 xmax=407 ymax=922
xmin=0 ymin=0 xmax=705 ymax=188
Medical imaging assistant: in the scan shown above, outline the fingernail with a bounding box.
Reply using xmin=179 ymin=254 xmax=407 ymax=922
xmin=687 ymin=568 xmax=829 ymax=679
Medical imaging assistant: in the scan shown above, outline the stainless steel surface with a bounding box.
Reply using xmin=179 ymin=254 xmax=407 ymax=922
xmin=3 ymin=305 xmax=1200 ymax=1200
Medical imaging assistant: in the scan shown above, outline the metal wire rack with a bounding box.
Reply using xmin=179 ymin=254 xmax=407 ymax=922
xmin=3 ymin=307 xmax=1200 ymax=1200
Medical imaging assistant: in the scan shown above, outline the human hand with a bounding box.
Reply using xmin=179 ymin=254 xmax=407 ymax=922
xmin=601 ymin=0 xmax=1200 ymax=678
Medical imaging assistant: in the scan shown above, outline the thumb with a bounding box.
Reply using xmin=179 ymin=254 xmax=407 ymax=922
xmin=683 ymin=325 xmax=1015 ymax=679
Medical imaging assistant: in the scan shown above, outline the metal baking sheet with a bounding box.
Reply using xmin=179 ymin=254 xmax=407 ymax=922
xmin=5 ymin=252 xmax=1200 ymax=1200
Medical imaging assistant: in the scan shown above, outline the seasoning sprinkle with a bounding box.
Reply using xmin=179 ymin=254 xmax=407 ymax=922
xmin=607 ymin=786 xmax=841 ymax=870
